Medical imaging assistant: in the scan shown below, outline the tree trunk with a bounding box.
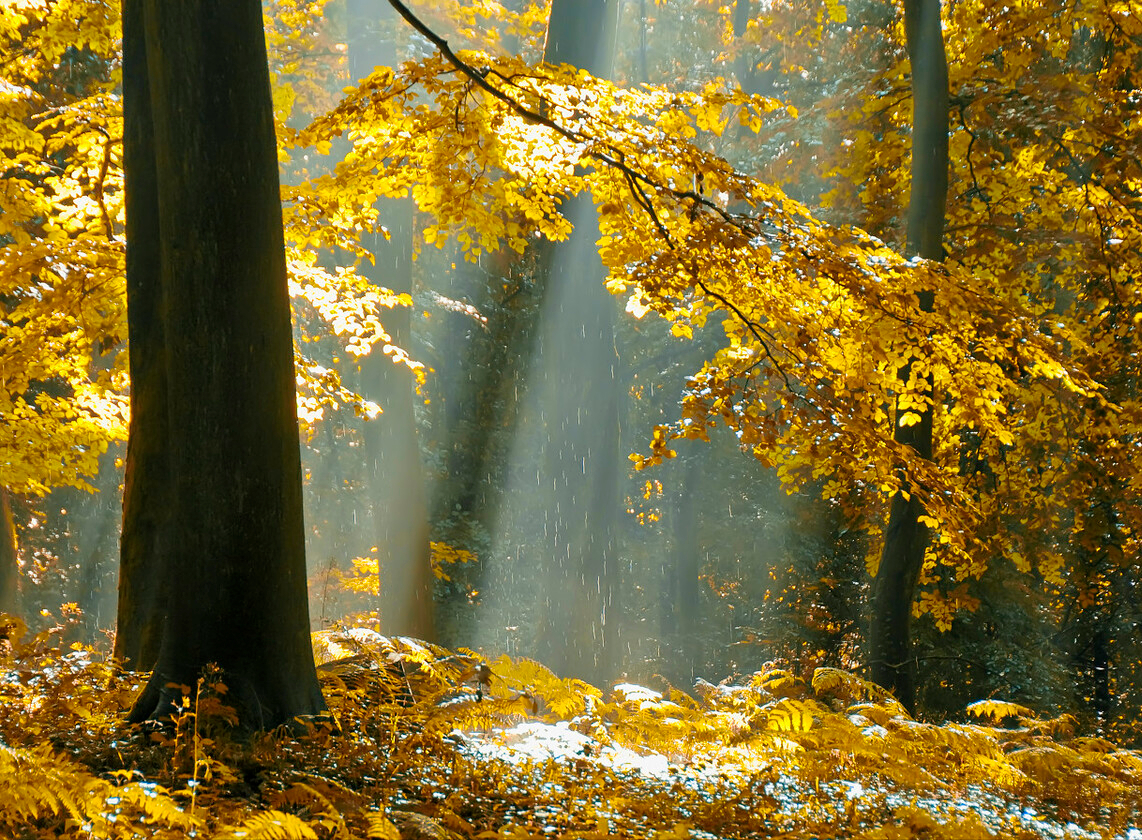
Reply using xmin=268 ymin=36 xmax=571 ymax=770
xmin=663 ymin=453 xmax=701 ymax=683
xmin=532 ymin=0 xmax=623 ymax=683
xmin=121 ymin=0 xmax=325 ymax=729
xmin=429 ymin=251 xmax=537 ymax=596
xmin=868 ymin=0 xmax=948 ymax=713
xmin=114 ymin=0 xmax=168 ymax=670
xmin=0 ymin=489 xmax=18 ymax=615
xmin=543 ymin=0 xmax=618 ymax=71
xmin=348 ymin=0 xmax=434 ymax=641
xmin=732 ymin=0 xmax=755 ymax=92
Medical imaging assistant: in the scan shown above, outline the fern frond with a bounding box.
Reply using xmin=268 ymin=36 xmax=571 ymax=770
xmin=846 ymin=702 xmax=906 ymax=727
xmin=231 ymin=809 xmax=320 ymax=839
xmin=812 ymin=667 xmax=902 ymax=710
xmin=0 ymin=742 xmax=89 ymax=827
xmin=759 ymin=698 xmax=819 ymax=733
xmin=1007 ymin=744 xmax=1078 ymax=779
xmin=365 ymin=811 xmax=402 ymax=839
xmin=112 ymin=781 xmax=197 ymax=832
xmin=750 ymin=666 xmax=802 ymax=698
xmin=965 ymin=699 xmax=1035 ymax=722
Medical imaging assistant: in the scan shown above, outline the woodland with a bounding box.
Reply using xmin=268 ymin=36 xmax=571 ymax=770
xmin=2 ymin=0 xmax=1142 ymax=837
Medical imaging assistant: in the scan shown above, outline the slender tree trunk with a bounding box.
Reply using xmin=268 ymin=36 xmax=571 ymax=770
xmin=637 ymin=0 xmax=649 ymax=83
xmin=121 ymin=0 xmax=325 ymax=728
xmin=73 ymin=448 xmax=123 ymax=639
xmin=348 ymin=0 xmax=434 ymax=640
xmin=1090 ymin=625 xmax=1111 ymax=727
xmin=0 ymin=489 xmax=18 ymax=615
xmin=663 ymin=453 xmax=701 ymax=682
xmin=868 ymin=0 xmax=948 ymax=713
xmin=732 ymin=0 xmax=756 ymax=92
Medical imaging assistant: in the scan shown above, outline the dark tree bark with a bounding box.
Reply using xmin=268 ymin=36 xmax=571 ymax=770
xmin=119 ymin=0 xmax=325 ymax=728
xmin=0 ymin=489 xmax=18 ymax=615
xmin=347 ymin=0 xmax=434 ymax=641
xmin=113 ymin=0 xmax=167 ymax=670
xmin=868 ymin=0 xmax=948 ymax=713
xmin=532 ymin=0 xmax=623 ymax=683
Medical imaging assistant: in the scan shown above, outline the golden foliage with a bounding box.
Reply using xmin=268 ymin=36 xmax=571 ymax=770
xmin=0 ymin=623 xmax=1140 ymax=839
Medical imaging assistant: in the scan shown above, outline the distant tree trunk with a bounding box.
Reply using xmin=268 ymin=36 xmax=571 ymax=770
xmin=0 ymin=489 xmax=18 ymax=615
xmin=120 ymin=0 xmax=325 ymax=728
xmin=429 ymin=249 xmax=538 ymax=585
xmin=114 ymin=0 xmax=168 ymax=670
xmin=868 ymin=0 xmax=948 ymax=713
xmin=71 ymin=448 xmax=123 ymax=640
xmin=1090 ymin=625 xmax=1111 ymax=726
xmin=532 ymin=0 xmax=623 ymax=683
xmin=637 ymin=0 xmax=648 ymax=84
xmin=663 ymin=453 xmax=701 ymax=682
xmin=732 ymin=0 xmax=755 ymax=92
xmin=348 ymin=0 xmax=434 ymax=640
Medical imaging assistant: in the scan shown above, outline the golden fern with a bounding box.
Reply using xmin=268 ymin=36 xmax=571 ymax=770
xmin=229 ymin=809 xmax=319 ymax=839
xmin=364 ymin=811 xmax=401 ymax=839
xmin=964 ymin=698 xmax=1035 ymax=722
xmin=813 ymin=667 xmax=910 ymax=718
xmin=758 ymin=697 xmax=819 ymax=733
xmin=486 ymin=654 xmax=603 ymax=721
xmin=750 ymin=666 xmax=803 ymax=698
xmin=110 ymin=780 xmax=198 ymax=834
xmin=0 ymin=742 xmax=90 ymax=830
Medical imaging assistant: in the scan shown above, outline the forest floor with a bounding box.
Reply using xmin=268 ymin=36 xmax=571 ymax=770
xmin=1 ymin=620 xmax=1140 ymax=839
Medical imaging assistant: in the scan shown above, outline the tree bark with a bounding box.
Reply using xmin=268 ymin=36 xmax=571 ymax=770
xmin=120 ymin=0 xmax=325 ymax=728
xmin=0 ymin=489 xmax=18 ymax=615
xmin=114 ymin=0 xmax=167 ymax=670
xmin=429 ymin=251 xmax=537 ymax=599
xmin=732 ymin=0 xmax=756 ymax=92
xmin=532 ymin=0 xmax=623 ymax=683
xmin=662 ymin=453 xmax=701 ymax=683
xmin=868 ymin=0 xmax=948 ymax=713
xmin=347 ymin=0 xmax=434 ymax=641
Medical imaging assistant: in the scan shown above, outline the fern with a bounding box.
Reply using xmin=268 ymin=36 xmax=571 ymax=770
xmin=759 ymin=698 xmax=819 ymax=733
xmin=965 ymin=699 xmax=1035 ymax=722
xmin=230 ymin=809 xmax=320 ymax=839
xmin=0 ymin=742 xmax=88 ymax=828
xmin=111 ymin=780 xmax=198 ymax=833
xmin=365 ymin=811 xmax=402 ymax=839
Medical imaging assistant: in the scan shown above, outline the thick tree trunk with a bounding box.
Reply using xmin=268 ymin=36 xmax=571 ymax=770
xmin=532 ymin=0 xmax=623 ymax=683
xmin=121 ymin=0 xmax=325 ymax=728
xmin=114 ymin=0 xmax=167 ymax=670
xmin=0 ymin=489 xmax=18 ymax=615
xmin=348 ymin=0 xmax=434 ymax=640
xmin=868 ymin=0 xmax=948 ymax=713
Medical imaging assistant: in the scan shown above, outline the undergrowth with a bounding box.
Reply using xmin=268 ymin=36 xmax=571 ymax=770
xmin=1 ymin=613 xmax=1140 ymax=839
